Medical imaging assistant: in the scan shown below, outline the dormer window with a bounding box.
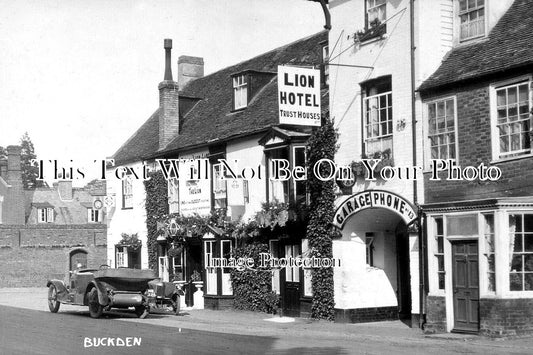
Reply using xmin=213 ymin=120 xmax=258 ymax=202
xmin=38 ymin=207 xmax=54 ymax=223
xmin=233 ymin=74 xmax=248 ymax=110
xmin=459 ymin=0 xmax=485 ymax=41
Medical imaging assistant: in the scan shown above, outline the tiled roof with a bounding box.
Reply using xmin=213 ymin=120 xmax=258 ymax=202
xmin=112 ymin=31 xmax=327 ymax=164
xmin=418 ymin=0 xmax=533 ymax=92
xmin=112 ymin=109 xmax=159 ymax=165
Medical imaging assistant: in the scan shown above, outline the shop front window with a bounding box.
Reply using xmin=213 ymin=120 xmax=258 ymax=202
xmin=221 ymin=240 xmax=233 ymax=295
xmin=302 ymin=239 xmax=312 ymax=297
xmin=434 ymin=217 xmax=445 ymax=290
xmin=204 ymin=240 xmax=217 ymax=295
xmin=509 ymin=214 xmax=533 ymax=291
xmin=270 ymin=240 xmax=280 ymax=294
xmin=483 ymin=214 xmax=496 ymax=292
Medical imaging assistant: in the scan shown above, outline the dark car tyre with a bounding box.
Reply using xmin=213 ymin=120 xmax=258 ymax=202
xmin=48 ymin=285 xmax=60 ymax=313
xmin=88 ymin=288 xmax=103 ymax=318
xmin=135 ymin=305 xmax=149 ymax=319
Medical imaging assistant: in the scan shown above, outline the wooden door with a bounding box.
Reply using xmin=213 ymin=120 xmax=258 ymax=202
xmin=452 ymin=241 xmax=479 ymax=332
xmin=282 ymin=244 xmax=301 ymax=317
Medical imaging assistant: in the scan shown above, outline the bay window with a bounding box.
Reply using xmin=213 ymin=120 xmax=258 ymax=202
xmin=509 ymin=214 xmax=533 ymax=291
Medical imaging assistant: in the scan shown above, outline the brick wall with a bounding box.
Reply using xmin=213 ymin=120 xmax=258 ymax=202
xmin=480 ymin=298 xmax=533 ymax=337
xmin=204 ymin=296 xmax=234 ymax=310
xmin=424 ymin=295 xmax=446 ymax=333
xmin=335 ymin=306 xmax=398 ymax=323
xmin=423 ymin=78 xmax=533 ymax=203
xmin=0 ymin=225 xmax=107 ymax=287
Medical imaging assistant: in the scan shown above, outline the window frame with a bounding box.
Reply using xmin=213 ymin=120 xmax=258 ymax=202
xmin=284 ymin=244 xmax=300 ymax=283
xmin=321 ymin=44 xmax=329 ymax=87
xmin=427 ymin=211 xmax=498 ymax=297
xmin=301 ymin=238 xmax=313 ymax=297
xmin=212 ymin=163 xmax=228 ymax=209
xmin=269 ymin=239 xmax=281 ymax=295
xmin=122 ymin=176 xmax=133 ymax=209
xmin=232 ymin=74 xmax=249 ymax=110
xmin=204 ymin=240 xmax=217 ymax=295
xmin=457 ymin=0 xmax=486 ymax=42
xmin=508 ymin=213 xmax=533 ymax=292
xmin=425 ymin=96 xmax=459 ymax=167
xmin=366 ymin=0 xmax=387 ymax=31
xmin=116 ymin=246 xmax=127 ymax=268
xmin=220 ymin=239 xmax=233 ymax=295
xmin=87 ymin=208 xmax=102 ymax=223
xmin=361 ymin=78 xmax=393 ymax=158
xmin=292 ymin=145 xmax=307 ymax=205
xmin=489 ymin=75 xmax=533 ymax=162
xmin=38 ymin=207 xmax=54 ymax=223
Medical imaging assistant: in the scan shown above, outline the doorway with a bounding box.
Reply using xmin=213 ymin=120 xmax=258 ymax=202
xmin=282 ymin=244 xmax=301 ymax=317
xmin=396 ymin=227 xmax=411 ymax=320
xmin=452 ymin=240 xmax=479 ymax=332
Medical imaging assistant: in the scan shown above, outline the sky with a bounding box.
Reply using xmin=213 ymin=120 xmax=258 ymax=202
xmin=0 ymin=0 xmax=324 ymax=180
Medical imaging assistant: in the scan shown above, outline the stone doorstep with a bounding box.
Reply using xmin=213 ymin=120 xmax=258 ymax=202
xmin=424 ymin=332 xmax=480 ymax=341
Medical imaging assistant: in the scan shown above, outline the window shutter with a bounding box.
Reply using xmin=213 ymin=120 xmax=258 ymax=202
xmin=47 ymin=208 xmax=54 ymax=223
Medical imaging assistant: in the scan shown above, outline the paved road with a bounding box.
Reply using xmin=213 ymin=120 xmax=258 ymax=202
xmin=2 ymin=304 xmax=533 ymax=355
xmin=0 ymin=305 xmax=277 ymax=355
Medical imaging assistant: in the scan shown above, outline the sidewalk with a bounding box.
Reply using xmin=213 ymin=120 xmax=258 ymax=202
xmin=2 ymin=287 xmax=533 ymax=353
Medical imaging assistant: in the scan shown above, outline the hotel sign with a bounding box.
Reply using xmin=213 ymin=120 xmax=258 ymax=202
xmin=278 ymin=65 xmax=321 ymax=126
xmin=333 ymin=190 xmax=417 ymax=229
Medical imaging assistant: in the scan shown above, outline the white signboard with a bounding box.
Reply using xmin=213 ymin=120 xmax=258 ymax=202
xmin=178 ymin=151 xmax=211 ymax=216
xmin=278 ymin=65 xmax=321 ymax=126
xmin=227 ymin=179 xmax=245 ymax=206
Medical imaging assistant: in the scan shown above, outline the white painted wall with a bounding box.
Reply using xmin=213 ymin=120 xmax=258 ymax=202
xmin=106 ymin=161 xmax=149 ymax=269
xmin=333 ymin=236 xmax=398 ymax=309
xmin=225 ymin=135 xmax=267 ymax=222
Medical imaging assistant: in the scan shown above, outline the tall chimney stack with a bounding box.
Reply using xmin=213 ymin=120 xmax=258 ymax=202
xmin=158 ymin=39 xmax=180 ymax=151
xmin=5 ymin=145 xmax=25 ymax=224
xmin=178 ymin=55 xmax=204 ymax=90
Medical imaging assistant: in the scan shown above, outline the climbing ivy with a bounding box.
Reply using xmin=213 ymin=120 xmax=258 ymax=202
xmin=144 ymin=170 xmax=169 ymax=271
xmin=306 ymin=116 xmax=339 ymax=320
xmin=230 ymin=243 xmax=280 ymax=314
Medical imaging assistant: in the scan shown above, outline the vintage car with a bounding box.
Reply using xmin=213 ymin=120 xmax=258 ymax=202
xmin=147 ymin=279 xmax=184 ymax=315
xmin=46 ymin=265 xmax=158 ymax=319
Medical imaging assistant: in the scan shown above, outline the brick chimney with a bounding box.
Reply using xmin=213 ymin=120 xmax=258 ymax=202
xmin=178 ymin=55 xmax=204 ymax=90
xmin=5 ymin=145 xmax=25 ymax=224
xmin=158 ymin=38 xmax=180 ymax=151
xmin=58 ymin=180 xmax=73 ymax=200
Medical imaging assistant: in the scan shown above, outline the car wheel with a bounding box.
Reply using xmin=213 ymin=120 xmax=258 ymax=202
xmin=48 ymin=285 xmax=60 ymax=313
xmin=135 ymin=305 xmax=149 ymax=319
xmin=88 ymin=288 xmax=103 ymax=318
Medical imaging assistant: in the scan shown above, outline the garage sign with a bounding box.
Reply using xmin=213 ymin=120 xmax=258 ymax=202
xmin=333 ymin=190 xmax=417 ymax=229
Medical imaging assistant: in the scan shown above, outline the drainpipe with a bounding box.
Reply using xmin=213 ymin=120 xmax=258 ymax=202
xmin=409 ymin=0 xmax=425 ymax=329
xmin=309 ymin=0 xmax=331 ymax=30
xmin=318 ymin=0 xmax=331 ymax=30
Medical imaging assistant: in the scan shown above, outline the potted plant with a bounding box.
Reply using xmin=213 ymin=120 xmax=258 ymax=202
xmin=191 ymin=270 xmax=203 ymax=291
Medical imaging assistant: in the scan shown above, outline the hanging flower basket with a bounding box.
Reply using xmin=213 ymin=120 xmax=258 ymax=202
xmin=168 ymin=244 xmax=183 ymax=258
xmin=118 ymin=233 xmax=142 ymax=251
